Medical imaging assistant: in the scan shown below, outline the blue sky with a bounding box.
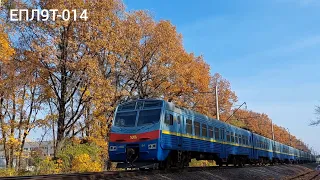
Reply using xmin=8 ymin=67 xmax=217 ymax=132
xmin=124 ymin=0 xmax=320 ymax=152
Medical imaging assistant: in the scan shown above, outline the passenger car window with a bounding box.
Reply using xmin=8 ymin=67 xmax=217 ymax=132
xmin=214 ymin=127 xmax=220 ymax=140
xmin=202 ymin=124 xmax=207 ymax=137
xmin=226 ymin=131 xmax=230 ymax=142
xmin=235 ymin=134 xmax=238 ymax=144
xmin=208 ymin=126 xmax=213 ymax=138
xmin=186 ymin=119 xmax=193 ymax=134
xmin=231 ymin=132 xmax=235 ymax=143
xmin=194 ymin=121 xmax=200 ymax=136
xmin=242 ymin=135 xmax=246 ymax=145
xmin=220 ymin=128 xmax=225 ymax=140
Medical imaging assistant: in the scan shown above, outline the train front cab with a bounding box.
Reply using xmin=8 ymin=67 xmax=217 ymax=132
xmin=108 ymin=99 xmax=166 ymax=168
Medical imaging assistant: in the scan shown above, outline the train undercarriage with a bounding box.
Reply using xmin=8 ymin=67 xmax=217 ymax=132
xmin=116 ymin=149 xmax=313 ymax=170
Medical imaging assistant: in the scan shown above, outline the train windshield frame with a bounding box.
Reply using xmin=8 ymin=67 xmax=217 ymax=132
xmin=113 ymin=100 xmax=163 ymax=127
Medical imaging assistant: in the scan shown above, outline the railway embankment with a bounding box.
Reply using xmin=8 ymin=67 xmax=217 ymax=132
xmin=119 ymin=163 xmax=319 ymax=180
xmin=0 ymin=164 xmax=318 ymax=180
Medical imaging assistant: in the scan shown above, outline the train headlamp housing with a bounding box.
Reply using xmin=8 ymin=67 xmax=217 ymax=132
xmin=148 ymin=143 xmax=157 ymax=150
xmin=109 ymin=146 xmax=117 ymax=151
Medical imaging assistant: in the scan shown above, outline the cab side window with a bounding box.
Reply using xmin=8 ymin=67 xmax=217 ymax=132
xmin=165 ymin=113 xmax=173 ymax=125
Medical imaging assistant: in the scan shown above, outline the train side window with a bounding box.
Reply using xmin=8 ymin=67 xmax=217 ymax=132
xmin=226 ymin=131 xmax=230 ymax=142
xmin=220 ymin=128 xmax=225 ymax=140
xmin=165 ymin=113 xmax=173 ymax=125
xmin=177 ymin=116 xmax=181 ymax=124
xmin=235 ymin=134 xmax=238 ymax=144
xmin=186 ymin=119 xmax=193 ymax=134
xmin=201 ymin=124 xmax=207 ymax=137
xmin=194 ymin=121 xmax=200 ymax=136
xmin=239 ymin=135 xmax=242 ymax=145
xmin=214 ymin=127 xmax=220 ymax=140
xmin=265 ymin=140 xmax=268 ymax=149
xmin=242 ymin=135 xmax=245 ymax=145
xmin=208 ymin=126 xmax=214 ymax=138
xmin=231 ymin=132 xmax=235 ymax=143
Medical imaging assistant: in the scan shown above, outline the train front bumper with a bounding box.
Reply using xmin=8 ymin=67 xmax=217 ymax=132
xmin=108 ymin=139 xmax=160 ymax=163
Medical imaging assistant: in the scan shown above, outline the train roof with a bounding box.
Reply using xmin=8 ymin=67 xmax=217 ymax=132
xmin=117 ymin=99 xmax=311 ymax=154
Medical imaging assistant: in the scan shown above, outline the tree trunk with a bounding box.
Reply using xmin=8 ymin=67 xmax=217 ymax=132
xmin=0 ymin=96 xmax=9 ymax=168
xmin=55 ymin=28 xmax=68 ymax=156
xmin=9 ymin=93 xmax=16 ymax=168
xmin=17 ymin=86 xmax=26 ymax=170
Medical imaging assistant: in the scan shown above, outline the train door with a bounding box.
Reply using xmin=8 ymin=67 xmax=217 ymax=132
xmin=177 ymin=114 xmax=183 ymax=147
xmin=220 ymin=128 xmax=226 ymax=159
xmin=251 ymin=133 xmax=256 ymax=160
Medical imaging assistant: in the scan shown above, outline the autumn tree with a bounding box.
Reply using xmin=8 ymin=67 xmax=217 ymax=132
xmin=310 ymin=105 xmax=320 ymax=126
xmin=0 ymin=25 xmax=16 ymax=168
xmin=0 ymin=0 xmax=313 ymax=173
xmin=3 ymin=0 xmax=125 ymax=156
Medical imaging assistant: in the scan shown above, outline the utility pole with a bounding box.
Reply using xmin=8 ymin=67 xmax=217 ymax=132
xmin=215 ymin=86 xmax=219 ymax=120
xmin=271 ymin=121 xmax=275 ymax=141
xmin=287 ymin=128 xmax=291 ymax=146
xmin=271 ymin=121 xmax=275 ymax=151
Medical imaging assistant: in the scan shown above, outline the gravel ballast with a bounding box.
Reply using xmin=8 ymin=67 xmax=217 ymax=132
xmin=120 ymin=164 xmax=319 ymax=180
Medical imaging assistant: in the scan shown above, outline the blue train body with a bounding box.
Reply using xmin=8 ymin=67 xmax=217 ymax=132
xmin=109 ymin=99 xmax=315 ymax=168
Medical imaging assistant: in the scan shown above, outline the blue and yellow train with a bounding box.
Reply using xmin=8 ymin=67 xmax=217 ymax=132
xmin=109 ymin=99 xmax=315 ymax=169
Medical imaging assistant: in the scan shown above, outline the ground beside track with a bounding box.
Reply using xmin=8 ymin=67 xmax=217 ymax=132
xmin=120 ymin=163 xmax=320 ymax=180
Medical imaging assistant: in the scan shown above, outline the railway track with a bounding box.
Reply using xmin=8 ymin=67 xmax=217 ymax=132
xmin=0 ymin=165 xmax=246 ymax=180
xmin=0 ymin=164 xmax=315 ymax=180
xmin=289 ymin=170 xmax=320 ymax=180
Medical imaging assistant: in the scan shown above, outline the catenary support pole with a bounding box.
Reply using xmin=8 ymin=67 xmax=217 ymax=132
xmin=215 ymin=85 xmax=219 ymax=120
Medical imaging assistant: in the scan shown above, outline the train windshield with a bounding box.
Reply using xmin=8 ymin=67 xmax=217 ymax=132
xmin=114 ymin=111 xmax=137 ymax=127
xmin=137 ymin=109 xmax=161 ymax=126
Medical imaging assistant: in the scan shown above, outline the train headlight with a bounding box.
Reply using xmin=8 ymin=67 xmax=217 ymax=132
xmin=109 ymin=146 xmax=117 ymax=151
xmin=148 ymin=143 xmax=157 ymax=150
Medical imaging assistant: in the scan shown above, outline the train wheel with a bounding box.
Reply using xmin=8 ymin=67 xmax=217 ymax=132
xmin=238 ymin=157 xmax=244 ymax=167
xmin=218 ymin=159 xmax=223 ymax=167
xmin=159 ymin=156 xmax=172 ymax=171
xmin=233 ymin=157 xmax=237 ymax=167
xmin=177 ymin=153 xmax=187 ymax=169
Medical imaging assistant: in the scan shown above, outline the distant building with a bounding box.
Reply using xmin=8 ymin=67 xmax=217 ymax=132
xmin=0 ymin=141 xmax=54 ymax=169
